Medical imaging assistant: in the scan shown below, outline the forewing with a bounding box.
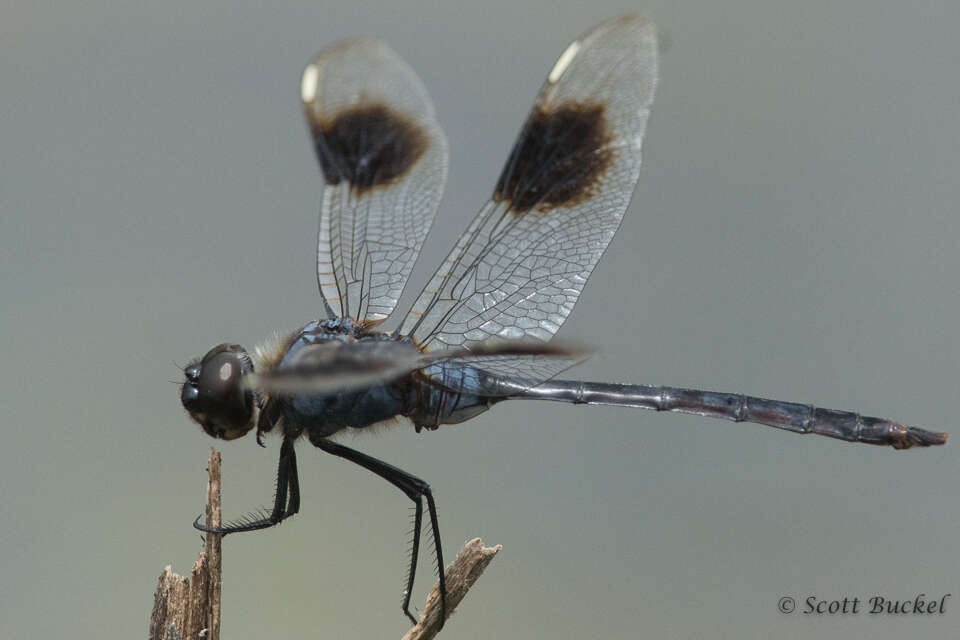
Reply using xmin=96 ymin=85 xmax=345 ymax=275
xmin=247 ymin=339 xmax=586 ymax=396
xmin=303 ymin=39 xmax=448 ymax=325
xmin=400 ymin=16 xmax=657 ymax=380
xmin=247 ymin=340 xmax=425 ymax=395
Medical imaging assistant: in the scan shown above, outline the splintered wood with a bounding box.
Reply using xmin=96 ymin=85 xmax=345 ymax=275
xmin=402 ymin=538 xmax=502 ymax=640
xmin=148 ymin=449 xmax=222 ymax=640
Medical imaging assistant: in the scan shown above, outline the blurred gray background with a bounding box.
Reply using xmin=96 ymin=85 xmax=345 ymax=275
xmin=2 ymin=1 xmax=958 ymax=639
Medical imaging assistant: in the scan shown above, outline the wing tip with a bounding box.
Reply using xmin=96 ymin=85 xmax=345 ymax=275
xmin=588 ymin=14 xmax=658 ymax=54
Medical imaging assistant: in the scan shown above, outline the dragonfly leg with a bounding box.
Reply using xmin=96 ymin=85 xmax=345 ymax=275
xmin=311 ymin=437 xmax=447 ymax=629
xmin=285 ymin=437 xmax=301 ymax=517
xmin=406 ymin=495 xmax=424 ymax=625
xmin=193 ymin=437 xmax=301 ymax=534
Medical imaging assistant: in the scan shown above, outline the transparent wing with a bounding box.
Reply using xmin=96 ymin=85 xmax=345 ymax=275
xmin=302 ymin=38 xmax=448 ymax=325
xmin=400 ymin=15 xmax=657 ymax=385
xmin=418 ymin=352 xmax=590 ymax=397
xmin=247 ymin=339 xmax=586 ymax=396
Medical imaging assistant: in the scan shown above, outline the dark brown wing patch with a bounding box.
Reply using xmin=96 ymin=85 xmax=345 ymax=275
xmin=308 ymin=104 xmax=428 ymax=195
xmin=494 ymin=101 xmax=612 ymax=213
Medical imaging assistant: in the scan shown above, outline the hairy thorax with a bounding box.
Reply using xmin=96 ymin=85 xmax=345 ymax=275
xmin=253 ymin=318 xmax=497 ymax=443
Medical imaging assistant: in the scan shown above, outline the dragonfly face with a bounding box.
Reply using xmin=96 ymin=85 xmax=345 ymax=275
xmin=181 ymin=343 xmax=255 ymax=441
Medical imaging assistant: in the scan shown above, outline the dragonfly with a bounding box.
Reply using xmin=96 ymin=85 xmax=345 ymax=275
xmin=179 ymin=15 xmax=948 ymax=628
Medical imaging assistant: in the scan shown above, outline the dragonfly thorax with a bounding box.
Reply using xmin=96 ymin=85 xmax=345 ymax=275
xmin=263 ymin=321 xmax=411 ymax=439
xmin=250 ymin=319 xmax=502 ymax=440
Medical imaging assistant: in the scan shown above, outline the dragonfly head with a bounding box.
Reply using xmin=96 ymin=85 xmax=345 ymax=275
xmin=181 ymin=343 xmax=256 ymax=440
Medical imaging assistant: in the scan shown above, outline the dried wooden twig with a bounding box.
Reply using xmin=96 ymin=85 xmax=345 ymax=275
xmin=148 ymin=448 xmax=222 ymax=640
xmin=401 ymin=538 xmax=502 ymax=640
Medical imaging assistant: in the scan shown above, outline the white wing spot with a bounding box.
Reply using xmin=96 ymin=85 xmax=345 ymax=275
xmin=219 ymin=362 xmax=233 ymax=381
xmin=548 ymin=40 xmax=581 ymax=84
xmin=301 ymin=63 xmax=320 ymax=103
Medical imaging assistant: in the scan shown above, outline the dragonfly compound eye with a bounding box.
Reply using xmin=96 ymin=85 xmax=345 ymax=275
xmin=181 ymin=343 xmax=255 ymax=440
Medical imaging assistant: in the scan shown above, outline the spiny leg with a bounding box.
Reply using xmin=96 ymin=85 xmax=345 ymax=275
xmin=285 ymin=438 xmax=300 ymax=518
xmin=404 ymin=497 xmax=424 ymax=625
xmin=194 ymin=437 xmax=300 ymax=534
xmin=424 ymin=488 xmax=444 ymax=594
xmin=311 ymin=437 xmax=448 ymax=628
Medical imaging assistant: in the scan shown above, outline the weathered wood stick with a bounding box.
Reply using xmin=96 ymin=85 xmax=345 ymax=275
xmin=402 ymin=538 xmax=502 ymax=640
xmin=148 ymin=449 xmax=222 ymax=640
